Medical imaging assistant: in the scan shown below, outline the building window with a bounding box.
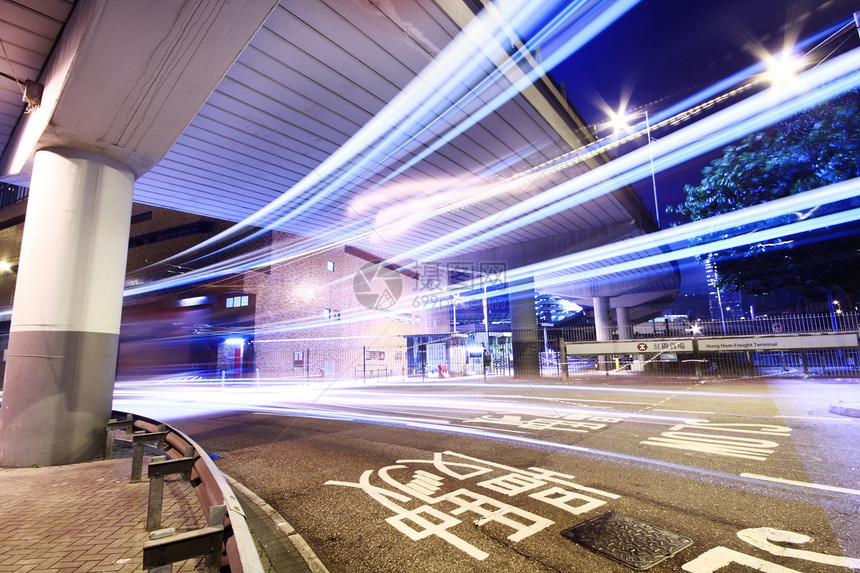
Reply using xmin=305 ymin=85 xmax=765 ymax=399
xmin=0 ymin=184 xmax=28 ymax=209
xmin=323 ymin=308 xmax=340 ymax=320
xmin=327 ymin=260 xmax=335 ymax=271
xmin=128 ymin=221 xmax=215 ymax=248
xmin=130 ymin=211 xmax=153 ymax=225
xmin=226 ymin=295 xmax=249 ymax=308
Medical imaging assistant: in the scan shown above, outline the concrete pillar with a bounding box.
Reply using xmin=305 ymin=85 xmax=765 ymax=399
xmin=0 ymin=148 xmax=134 ymax=467
xmin=593 ymin=296 xmax=610 ymax=372
xmin=615 ymin=306 xmax=635 ymax=372
xmin=616 ymin=306 xmax=632 ymax=340
xmin=510 ymin=278 xmax=540 ymax=377
xmin=593 ymin=297 xmax=611 ymax=341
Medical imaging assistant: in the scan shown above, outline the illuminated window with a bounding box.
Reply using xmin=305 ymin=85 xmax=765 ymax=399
xmin=226 ymin=295 xmax=249 ymax=308
xmin=323 ymin=308 xmax=340 ymax=320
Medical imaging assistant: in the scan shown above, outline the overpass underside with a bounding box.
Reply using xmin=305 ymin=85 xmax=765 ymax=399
xmin=0 ymin=0 xmax=675 ymax=466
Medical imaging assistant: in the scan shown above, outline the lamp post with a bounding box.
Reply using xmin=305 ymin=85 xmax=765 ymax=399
xmin=644 ymin=110 xmax=660 ymax=229
xmin=481 ymin=274 xmax=489 ymax=343
xmin=610 ymin=108 xmax=660 ymax=229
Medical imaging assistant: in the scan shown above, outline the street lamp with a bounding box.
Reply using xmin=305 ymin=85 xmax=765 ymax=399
xmin=451 ymin=293 xmax=461 ymax=333
xmin=764 ymin=48 xmax=802 ymax=87
xmin=609 ymin=107 xmax=660 ymax=229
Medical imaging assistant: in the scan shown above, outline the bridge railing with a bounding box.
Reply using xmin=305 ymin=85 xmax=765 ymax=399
xmin=111 ymin=410 xmax=263 ymax=573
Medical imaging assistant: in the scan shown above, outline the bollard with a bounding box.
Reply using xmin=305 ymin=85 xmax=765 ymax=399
xmin=147 ymin=456 xmax=167 ymax=530
xmin=147 ymin=456 xmax=197 ymax=530
xmin=131 ymin=431 xmax=168 ymax=482
xmin=147 ymin=528 xmax=175 ymax=573
xmin=143 ymin=521 xmax=224 ymax=573
xmin=104 ymin=414 xmax=134 ymax=460
xmin=205 ymin=504 xmax=227 ymax=572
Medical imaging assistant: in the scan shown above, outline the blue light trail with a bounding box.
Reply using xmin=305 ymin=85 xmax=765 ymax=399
xmin=122 ymin=17 xmax=860 ymax=334
xmin=145 ymin=0 xmax=639 ymax=268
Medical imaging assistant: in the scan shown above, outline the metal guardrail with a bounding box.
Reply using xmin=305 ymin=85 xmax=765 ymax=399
xmin=110 ymin=410 xmax=264 ymax=573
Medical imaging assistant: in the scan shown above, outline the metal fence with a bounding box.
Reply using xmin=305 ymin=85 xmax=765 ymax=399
xmin=554 ymin=312 xmax=860 ymax=380
xmin=186 ymin=313 xmax=860 ymax=383
xmin=558 ymin=312 xmax=860 ymax=342
xmin=252 ymin=333 xmax=516 ymax=382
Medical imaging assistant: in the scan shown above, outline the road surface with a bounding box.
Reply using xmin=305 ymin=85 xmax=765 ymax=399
xmin=115 ymin=376 xmax=860 ymax=572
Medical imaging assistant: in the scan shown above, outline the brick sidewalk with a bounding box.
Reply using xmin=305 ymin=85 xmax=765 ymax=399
xmin=0 ymin=452 xmax=206 ymax=572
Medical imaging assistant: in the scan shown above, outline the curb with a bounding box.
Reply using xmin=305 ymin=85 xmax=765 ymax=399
xmin=225 ymin=474 xmax=330 ymax=573
xmin=829 ymin=402 xmax=860 ymax=418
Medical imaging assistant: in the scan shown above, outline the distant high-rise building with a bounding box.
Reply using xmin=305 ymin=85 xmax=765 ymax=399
xmin=705 ymin=257 xmax=744 ymax=321
xmin=671 ymin=293 xmax=711 ymax=321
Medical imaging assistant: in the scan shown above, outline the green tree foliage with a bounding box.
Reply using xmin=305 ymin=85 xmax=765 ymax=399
xmin=668 ymin=90 xmax=860 ymax=307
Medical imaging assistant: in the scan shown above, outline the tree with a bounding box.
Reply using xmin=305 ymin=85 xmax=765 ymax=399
xmin=668 ymin=90 xmax=860 ymax=309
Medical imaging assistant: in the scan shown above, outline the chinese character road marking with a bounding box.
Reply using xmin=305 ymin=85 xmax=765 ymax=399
xmin=326 ymin=451 xmax=621 ymax=560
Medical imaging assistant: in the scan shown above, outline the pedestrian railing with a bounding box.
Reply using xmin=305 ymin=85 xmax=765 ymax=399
xmin=108 ymin=411 xmax=263 ymax=573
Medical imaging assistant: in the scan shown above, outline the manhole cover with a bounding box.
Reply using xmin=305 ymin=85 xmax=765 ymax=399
xmin=561 ymin=512 xmax=693 ymax=570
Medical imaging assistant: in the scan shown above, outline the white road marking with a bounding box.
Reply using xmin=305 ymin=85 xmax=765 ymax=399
xmin=652 ymin=408 xmax=716 ymax=414
xmin=773 ymin=414 xmax=856 ymax=421
xmin=738 ymin=527 xmax=860 ymax=569
xmin=741 ymin=473 xmax=860 ymax=496
xmin=683 ymin=546 xmax=801 ymax=572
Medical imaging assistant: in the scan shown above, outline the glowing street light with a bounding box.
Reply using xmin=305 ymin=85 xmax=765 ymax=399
xmin=764 ymin=48 xmax=802 ymax=87
xmin=610 ymin=107 xmax=660 ymax=229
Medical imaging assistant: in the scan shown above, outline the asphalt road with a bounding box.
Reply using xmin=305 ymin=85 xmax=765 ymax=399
xmin=117 ymin=376 xmax=860 ymax=572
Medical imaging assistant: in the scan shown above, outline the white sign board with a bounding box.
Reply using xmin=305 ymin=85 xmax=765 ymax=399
xmin=566 ymin=339 xmax=695 ymax=355
xmin=697 ymin=333 xmax=858 ymax=352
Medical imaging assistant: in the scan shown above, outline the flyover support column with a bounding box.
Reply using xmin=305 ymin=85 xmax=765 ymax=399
xmin=0 ymin=148 xmax=134 ymax=467
xmin=616 ymin=306 xmax=638 ymax=372
xmin=593 ymin=297 xmax=611 ymax=341
xmin=593 ymin=296 xmax=610 ymax=372
xmin=615 ymin=306 xmax=631 ymax=340
xmin=510 ymin=278 xmax=540 ymax=378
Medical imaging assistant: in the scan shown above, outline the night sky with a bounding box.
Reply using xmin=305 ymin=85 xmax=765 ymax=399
xmin=552 ymin=0 xmax=858 ymax=205
xmin=547 ymin=0 xmax=860 ymax=291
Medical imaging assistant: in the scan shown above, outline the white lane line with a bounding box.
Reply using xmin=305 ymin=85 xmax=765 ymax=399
xmin=741 ymin=473 xmax=860 ymax=496
xmin=652 ymin=408 xmax=716 ymax=414
xmin=773 ymin=415 xmax=855 ymax=421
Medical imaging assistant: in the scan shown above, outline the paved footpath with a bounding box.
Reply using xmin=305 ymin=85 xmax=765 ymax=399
xmin=0 ymin=453 xmax=205 ymax=572
xmin=0 ymin=445 xmax=321 ymax=573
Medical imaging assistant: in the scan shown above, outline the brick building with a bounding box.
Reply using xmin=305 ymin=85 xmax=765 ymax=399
xmin=1 ymin=196 xmax=449 ymax=384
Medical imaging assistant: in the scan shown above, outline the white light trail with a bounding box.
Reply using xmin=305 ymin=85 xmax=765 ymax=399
xmin=389 ymin=46 xmax=860 ymax=263
xmin=146 ymin=0 xmax=636 ymax=268
xmin=507 ymin=177 xmax=860 ymax=285
xmin=125 ymin=26 xmax=860 ymax=318
xmin=111 ymin=381 xmax=829 ymax=500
